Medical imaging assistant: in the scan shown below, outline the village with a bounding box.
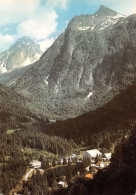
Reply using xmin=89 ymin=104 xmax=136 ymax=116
xmin=11 ymin=149 xmax=111 ymax=195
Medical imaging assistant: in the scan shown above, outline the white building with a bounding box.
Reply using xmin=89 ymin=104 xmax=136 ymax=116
xmin=85 ymin=166 xmax=90 ymax=171
xmin=71 ymin=154 xmax=77 ymax=159
xmin=99 ymin=162 xmax=105 ymax=168
xmin=104 ymin=153 xmax=112 ymax=160
xmin=96 ymin=161 xmax=105 ymax=169
xmin=82 ymin=149 xmax=102 ymax=159
xmin=58 ymin=181 xmax=68 ymax=188
xmin=29 ymin=160 xmax=41 ymax=169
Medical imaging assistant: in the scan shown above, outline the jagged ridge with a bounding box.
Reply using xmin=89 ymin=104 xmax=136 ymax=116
xmin=4 ymin=6 xmax=136 ymax=119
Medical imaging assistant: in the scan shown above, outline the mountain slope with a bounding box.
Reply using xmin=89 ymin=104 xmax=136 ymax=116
xmin=0 ymin=37 xmax=43 ymax=86
xmin=0 ymin=36 xmax=42 ymax=73
xmin=13 ymin=6 xmax=136 ymax=119
xmin=0 ymin=83 xmax=46 ymax=128
xmin=57 ymin=127 xmax=136 ymax=195
xmin=45 ymin=83 xmax=136 ymax=146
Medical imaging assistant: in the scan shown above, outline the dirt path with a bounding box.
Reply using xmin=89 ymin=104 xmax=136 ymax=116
xmin=24 ymin=168 xmax=34 ymax=181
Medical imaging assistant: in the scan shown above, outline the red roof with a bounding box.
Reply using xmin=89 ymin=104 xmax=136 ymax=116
xmin=85 ymin=174 xmax=93 ymax=179
xmin=96 ymin=161 xmax=102 ymax=166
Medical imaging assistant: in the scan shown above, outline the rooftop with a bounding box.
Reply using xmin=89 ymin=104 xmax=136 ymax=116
xmin=85 ymin=174 xmax=93 ymax=179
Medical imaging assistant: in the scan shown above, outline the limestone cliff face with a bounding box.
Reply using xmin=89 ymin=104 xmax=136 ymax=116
xmin=11 ymin=6 xmax=136 ymax=119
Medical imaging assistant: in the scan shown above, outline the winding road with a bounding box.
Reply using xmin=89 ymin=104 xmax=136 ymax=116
xmin=24 ymin=168 xmax=34 ymax=181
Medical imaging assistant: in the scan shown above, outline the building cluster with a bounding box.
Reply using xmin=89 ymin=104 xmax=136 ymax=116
xmin=82 ymin=149 xmax=111 ymax=180
xmin=25 ymin=149 xmax=111 ymax=189
xmin=58 ymin=149 xmax=111 ymax=164
xmin=59 ymin=149 xmax=111 ymax=187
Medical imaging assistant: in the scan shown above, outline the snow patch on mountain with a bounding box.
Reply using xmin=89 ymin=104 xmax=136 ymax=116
xmin=98 ymin=14 xmax=126 ymax=30
xmin=0 ymin=66 xmax=7 ymax=73
xmin=78 ymin=26 xmax=90 ymax=31
xmin=113 ymin=14 xmax=126 ymax=19
xmin=44 ymin=75 xmax=49 ymax=86
xmin=55 ymin=85 xmax=59 ymax=93
xmin=85 ymin=92 xmax=93 ymax=101
xmin=91 ymin=25 xmax=95 ymax=30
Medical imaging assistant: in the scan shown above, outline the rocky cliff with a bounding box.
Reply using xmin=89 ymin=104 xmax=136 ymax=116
xmin=0 ymin=36 xmax=42 ymax=73
xmin=11 ymin=6 xmax=136 ymax=119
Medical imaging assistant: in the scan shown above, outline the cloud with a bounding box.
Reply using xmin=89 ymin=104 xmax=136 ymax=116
xmin=1 ymin=0 xmax=135 ymax=52
xmin=114 ymin=0 xmax=136 ymax=15
xmin=0 ymin=0 xmax=61 ymax=51
xmin=0 ymin=0 xmax=40 ymax=26
xmin=0 ymin=0 xmax=71 ymax=51
xmin=17 ymin=10 xmax=58 ymax=40
xmin=46 ymin=0 xmax=70 ymax=9
xmin=0 ymin=33 xmax=15 ymax=51
xmin=39 ymin=38 xmax=55 ymax=52
xmin=0 ymin=0 xmax=70 ymax=26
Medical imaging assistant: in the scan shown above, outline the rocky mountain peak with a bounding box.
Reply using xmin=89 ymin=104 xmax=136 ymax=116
xmin=18 ymin=36 xmax=33 ymax=42
xmin=94 ymin=5 xmax=118 ymax=17
xmin=67 ymin=6 xmax=125 ymax=32
xmin=1 ymin=7 xmax=135 ymax=120
xmin=10 ymin=36 xmax=37 ymax=50
xmin=0 ymin=37 xmax=42 ymax=73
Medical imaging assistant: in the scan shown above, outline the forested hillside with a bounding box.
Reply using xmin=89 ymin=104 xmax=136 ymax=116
xmin=46 ymin=84 xmax=136 ymax=149
xmin=18 ymin=126 xmax=136 ymax=195
xmin=57 ymin=126 xmax=136 ymax=195
xmin=0 ymin=131 xmax=27 ymax=194
xmin=13 ymin=10 xmax=136 ymax=119
xmin=0 ymin=83 xmax=46 ymax=129
xmin=0 ymin=125 xmax=76 ymax=194
xmin=0 ymin=84 xmax=77 ymax=194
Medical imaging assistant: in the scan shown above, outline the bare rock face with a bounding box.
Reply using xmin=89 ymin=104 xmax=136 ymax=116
xmin=0 ymin=36 xmax=43 ymax=86
xmin=10 ymin=6 xmax=136 ymax=119
xmin=0 ymin=36 xmax=42 ymax=74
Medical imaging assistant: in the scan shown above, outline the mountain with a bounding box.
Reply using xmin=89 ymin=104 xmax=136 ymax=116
xmin=10 ymin=6 xmax=136 ymax=119
xmin=0 ymin=37 xmax=43 ymax=85
xmin=45 ymin=83 xmax=136 ymax=146
xmin=0 ymin=36 xmax=42 ymax=73
xmin=0 ymin=83 xmax=46 ymax=128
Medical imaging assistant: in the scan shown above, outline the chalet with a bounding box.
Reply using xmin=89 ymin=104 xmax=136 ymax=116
xmin=71 ymin=153 xmax=77 ymax=158
xmin=29 ymin=160 xmax=41 ymax=169
xmin=82 ymin=149 xmax=102 ymax=159
xmin=70 ymin=153 xmax=77 ymax=161
xmin=91 ymin=163 xmax=96 ymax=167
xmin=49 ymin=119 xmax=56 ymax=124
xmin=39 ymin=169 xmax=44 ymax=175
xmin=85 ymin=174 xmax=93 ymax=179
xmin=104 ymin=153 xmax=112 ymax=160
xmin=85 ymin=166 xmax=90 ymax=171
xmin=96 ymin=161 xmax=105 ymax=168
xmin=58 ymin=181 xmax=68 ymax=188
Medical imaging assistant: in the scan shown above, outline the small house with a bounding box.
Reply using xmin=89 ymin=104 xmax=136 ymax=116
xmin=58 ymin=181 xmax=68 ymax=188
xmin=96 ymin=161 xmax=105 ymax=168
xmin=85 ymin=174 xmax=93 ymax=179
xmin=104 ymin=153 xmax=112 ymax=160
xmin=85 ymin=166 xmax=90 ymax=171
xmin=29 ymin=160 xmax=41 ymax=169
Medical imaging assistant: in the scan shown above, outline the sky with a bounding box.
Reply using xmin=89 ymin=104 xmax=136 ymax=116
xmin=0 ymin=0 xmax=136 ymax=52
